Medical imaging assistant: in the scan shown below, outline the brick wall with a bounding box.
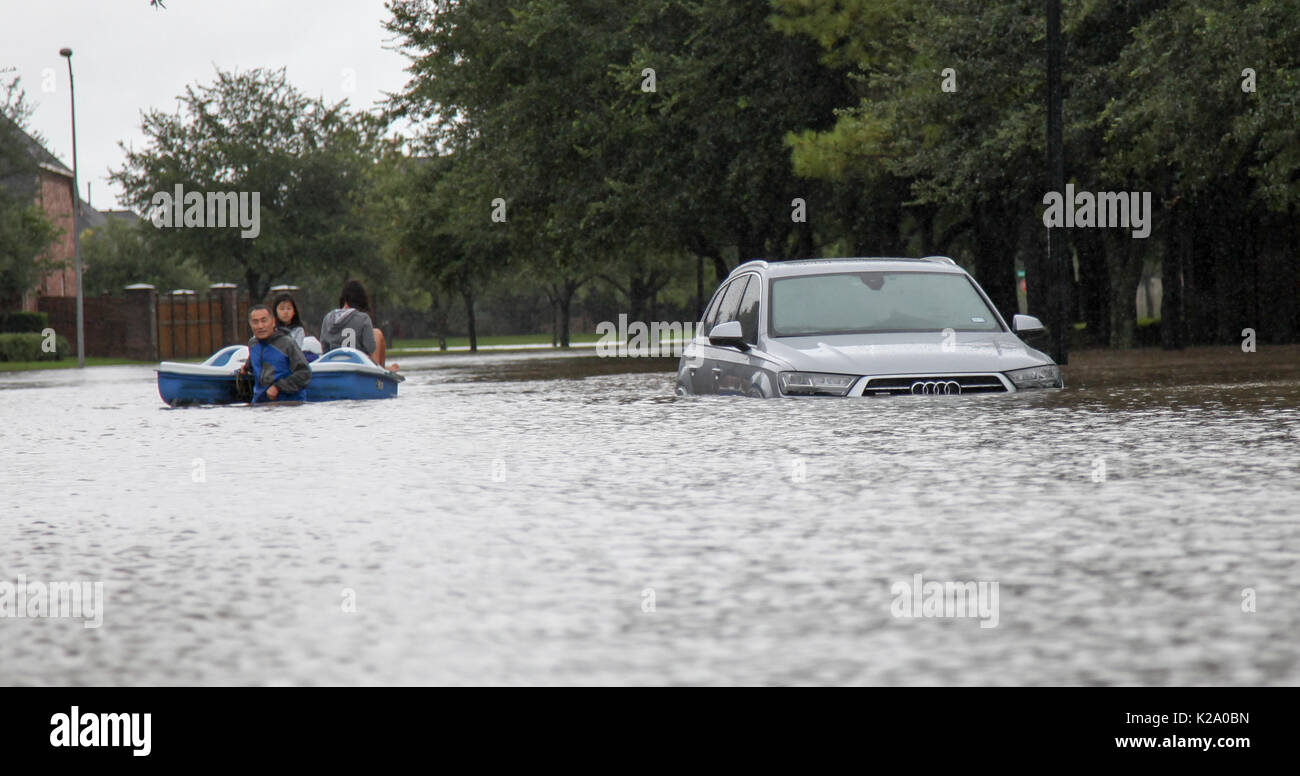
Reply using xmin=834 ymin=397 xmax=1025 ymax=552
xmin=21 ymin=170 xmax=79 ymax=312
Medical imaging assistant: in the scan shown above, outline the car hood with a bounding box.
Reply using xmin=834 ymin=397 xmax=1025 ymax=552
xmin=763 ymin=331 xmax=1053 ymax=375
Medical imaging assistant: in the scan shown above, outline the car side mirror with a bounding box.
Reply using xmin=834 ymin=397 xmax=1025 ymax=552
xmin=1013 ymin=314 xmax=1046 ymax=334
xmin=708 ymin=320 xmax=749 ymax=351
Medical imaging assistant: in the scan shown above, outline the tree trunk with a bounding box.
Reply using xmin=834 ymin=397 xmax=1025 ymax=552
xmin=1021 ymin=218 xmax=1047 ymax=318
xmin=626 ymin=274 xmax=646 ymax=325
xmin=1255 ymin=207 xmax=1297 ymax=344
xmin=710 ymin=254 xmax=728 ymax=284
xmin=1160 ymin=206 xmax=1184 ymax=350
xmin=1185 ymin=201 xmax=1216 ymax=345
xmin=1074 ymin=228 xmax=1108 ymax=347
xmin=244 ymin=268 xmax=265 ymax=303
xmin=695 ymin=254 xmax=704 ymax=320
xmin=1282 ymin=205 xmax=1300 ymax=342
xmin=462 ymin=285 xmax=477 ymax=352
xmin=1105 ymin=231 xmax=1144 ymax=348
xmin=918 ymin=207 xmax=936 ymax=257
xmin=970 ymin=201 xmax=1019 ymax=323
xmin=433 ymin=293 xmax=448 ymax=351
xmin=1293 ymin=205 xmax=1300 ymax=342
xmin=792 ymin=212 xmax=815 ymax=259
xmin=551 ymin=300 xmax=559 ymax=348
xmin=559 ymin=282 xmax=573 ymax=348
xmin=1211 ymin=208 xmax=1239 ymax=344
xmin=626 ymin=270 xmax=668 ymax=326
xmin=544 ymin=286 xmax=558 ymax=348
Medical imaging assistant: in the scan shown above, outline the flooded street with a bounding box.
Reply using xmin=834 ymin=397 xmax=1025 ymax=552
xmin=2 ymin=346 xmax=1298 ymax=685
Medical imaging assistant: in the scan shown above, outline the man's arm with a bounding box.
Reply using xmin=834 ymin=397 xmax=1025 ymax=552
xmin=240 ymin=337 xmax=256 ymax=372
xmin=273 ymin=339 xmax=312 ymax=394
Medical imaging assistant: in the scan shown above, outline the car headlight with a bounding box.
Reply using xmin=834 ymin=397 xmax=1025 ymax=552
xmin=1005 ymin=364 xmax=1062 ymax=389
xmin=778 ymin=372 xmax=857 ymax=396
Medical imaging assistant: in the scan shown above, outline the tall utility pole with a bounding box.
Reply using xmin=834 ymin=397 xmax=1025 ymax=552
xmin=60 ymin=47 xmax=85 ymax=368
xmin=1045 ymin=1 xmax=1068 ymax=364
xmin=696 ymin=255 xmax=704 ymax=319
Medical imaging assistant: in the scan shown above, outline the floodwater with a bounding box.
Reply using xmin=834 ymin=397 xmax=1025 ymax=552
xmin=1 ymin=346 xmax=1298 ymax=686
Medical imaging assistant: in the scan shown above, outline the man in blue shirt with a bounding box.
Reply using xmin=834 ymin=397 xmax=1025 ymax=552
xmin=246 ymin=304 xmax=311 ymax=403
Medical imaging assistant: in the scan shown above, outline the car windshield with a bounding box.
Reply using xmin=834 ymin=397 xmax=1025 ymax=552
xmin=769 ymin=271 xmax=1003 ymax=336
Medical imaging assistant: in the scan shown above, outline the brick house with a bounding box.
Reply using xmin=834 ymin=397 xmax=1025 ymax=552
xmin=0 ymin=118 xmax=104 ymax=312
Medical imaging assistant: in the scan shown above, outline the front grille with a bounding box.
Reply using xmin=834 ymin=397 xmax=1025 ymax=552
xmin=862 ymin=375 xmax=1008 ymax=395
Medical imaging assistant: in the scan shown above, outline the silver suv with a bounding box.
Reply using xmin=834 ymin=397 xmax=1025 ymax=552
xmin=677 ymin=257 xmax=1063 ymax=397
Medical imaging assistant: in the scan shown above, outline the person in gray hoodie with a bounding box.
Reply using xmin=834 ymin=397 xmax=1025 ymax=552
xmin=320 ymin=279 xmax=378 ymax=357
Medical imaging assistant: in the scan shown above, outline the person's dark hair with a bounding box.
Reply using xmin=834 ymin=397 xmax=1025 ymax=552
xmin=338 ymin=280 xmax=371 ymax=315
xmin=248 ymin=304 xmax=273 ymax=319
xmin=271 ymin=292 xmax=304 ymax=330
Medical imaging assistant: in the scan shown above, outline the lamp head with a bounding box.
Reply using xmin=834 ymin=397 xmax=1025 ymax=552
xmin=59 ymin=48 xmax=73 ymax=57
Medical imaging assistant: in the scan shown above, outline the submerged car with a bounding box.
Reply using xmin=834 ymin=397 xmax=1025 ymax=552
xmin=677 ymin=257 xmax=1063 ymax=397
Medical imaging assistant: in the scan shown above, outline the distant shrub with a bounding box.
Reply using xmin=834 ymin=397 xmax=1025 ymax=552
xmin=0 ymin=332 xmax=69 ymax=361
xmin=0 ymin=311 xmax=49 ymax=333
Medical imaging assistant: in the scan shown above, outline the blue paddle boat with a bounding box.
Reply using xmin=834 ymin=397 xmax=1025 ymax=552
xmin=157 ymin=343 xmax=403 ymax=406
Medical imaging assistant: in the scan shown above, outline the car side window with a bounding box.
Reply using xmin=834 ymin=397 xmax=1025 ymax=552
xmin=714 ymin=276 xmax=750 ymax=330
xmin=736 ymin=275 xmax=761 ymax=344
xmin=700 ymin=283 xmax=729 ymax=336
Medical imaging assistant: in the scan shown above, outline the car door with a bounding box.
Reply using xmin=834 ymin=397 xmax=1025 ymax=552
xmin=691 ymin=277 xmax=748 ymax=394
xmin=684 ymin=282 xmax=724 ymax=394
xmin=715 ymin=275 xmax=769 ymax=396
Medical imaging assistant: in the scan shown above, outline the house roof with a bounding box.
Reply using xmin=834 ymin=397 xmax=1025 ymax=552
xmin=79 ymin=201 xmax=107 ymax=228
xmin=0 ymin=115 xmax=73 ymax=178
xmin=1 ymin=116 xmax=117 ymax=228
xmin=102 ymin=209 xmax=142 ymax=224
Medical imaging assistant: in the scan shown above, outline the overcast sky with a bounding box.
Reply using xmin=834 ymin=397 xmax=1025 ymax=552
xmin=2 ymin=0 xmax=412 ymax=210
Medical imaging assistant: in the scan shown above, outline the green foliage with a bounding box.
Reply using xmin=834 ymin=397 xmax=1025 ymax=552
xmin=1097 ymin=0 xmax=1300 ymax=208
xmin=0 ymin=332 xmax=69 ymax=361
xmin=1 ymin=65 xmax=42 ymax=143
xmin=0 ymin=70 xmax=60 ymax=308
xmin=0 ymin=310 xmax=48 ymax=333
xmin=383 ymin=0 xmax=848 ymax=342
xmin=110 ymin=67 xmax=386 ymax=301
xmin=105 ymin=3 xmax=1300 ymax=349
xmin=771 ymin=0 xmax=1300 ymax=347
xmin=0 ymin=193 xmax=60 ymax=307
xmin=82 ymin=217 xmax=211 ymax=295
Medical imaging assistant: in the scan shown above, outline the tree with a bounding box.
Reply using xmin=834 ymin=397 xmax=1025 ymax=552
xmin=81 ymin=217 xmax=211 ymax=296
xmin=602 ymin=0 xmax=849 ymax=277
xmin=777 ymin=0 xmax=1300 ymax=348
xmin=775 ymin=0 xmax=1050 ymax=322
xmin=0 ymin=70 xmax=59 ymax=309
xmin=378 ymin=150 xmax=501 ymax=352
xmin=386 ymin=0 xmax=601 ymax=346
xmin=111 ymin=67 xmax=385 ymax=301
xmin=384 ymin=0 xmax=847 ymax=338
xmin=1097 ymin=0 xmax=1300 ymax=346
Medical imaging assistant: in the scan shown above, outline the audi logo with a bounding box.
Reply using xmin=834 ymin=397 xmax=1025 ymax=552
xmin=910 ymin=380 xmax=962 ymax=395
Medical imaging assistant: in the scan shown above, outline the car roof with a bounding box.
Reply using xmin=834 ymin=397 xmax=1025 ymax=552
xmin=731 ymin=257 xmax=967 ymax=279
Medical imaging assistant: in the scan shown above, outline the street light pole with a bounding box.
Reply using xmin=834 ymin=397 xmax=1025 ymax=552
xmin=59 ymin=47 xmax=85 ymax=368
xmin=1045 ymin=1 xmax=1068 ymax=364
